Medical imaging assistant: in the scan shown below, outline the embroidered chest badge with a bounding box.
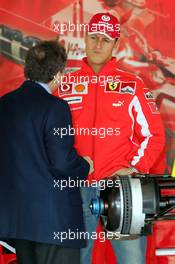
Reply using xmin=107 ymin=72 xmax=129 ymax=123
xmin=58 ymin=83 xmax=88 ymax=96
xmin=105 ymin=81 xmax=120 ymax=93
xmin=120 ymin=81 xmax=136 ymax=95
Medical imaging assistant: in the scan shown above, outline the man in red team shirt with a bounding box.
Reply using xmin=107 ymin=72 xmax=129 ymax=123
xmin=55 ymin=13 xmax=166 ymax=264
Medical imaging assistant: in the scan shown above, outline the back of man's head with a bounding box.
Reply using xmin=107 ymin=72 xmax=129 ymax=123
xmin=24 ymin=40 xmax=67 ymax=83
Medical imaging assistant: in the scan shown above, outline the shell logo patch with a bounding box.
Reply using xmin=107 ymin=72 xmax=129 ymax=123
xmin=74 ymin=84 xmax=86 ymax=93
xmin=73 ymin=83 xmax=88 ymax=94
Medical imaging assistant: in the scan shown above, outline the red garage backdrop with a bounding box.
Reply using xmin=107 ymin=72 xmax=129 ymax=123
xmin=0 ymin=0 xmax=175 ymax=263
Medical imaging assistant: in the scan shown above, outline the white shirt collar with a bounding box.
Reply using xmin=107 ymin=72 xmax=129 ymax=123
xmin=35 ymin=81 xmax=51 ymax=94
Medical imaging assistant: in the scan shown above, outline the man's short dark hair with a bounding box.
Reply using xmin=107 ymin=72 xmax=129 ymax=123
xmin=24 ymin=40 xmax=67 ymax=83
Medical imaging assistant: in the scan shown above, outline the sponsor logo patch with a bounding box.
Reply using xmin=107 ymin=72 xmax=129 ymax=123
xmin=120 ymin=81 xmax=136 ymax=95
xmin=73 ymin=83 xmax=88 ymax=94
xmin=64 ymin=96 xmax=82 ymax=104
xmin=58 ymin=84 xmax=73 ymax=96
xmin=105 ymin=81 xmax=120 ymax=93
xmin=148 ymin=102 xmax=160 ymax=114
xmin=70 ymin=106 xmax=83 ymax=111
xmin=144 ymin=90 xmax=154 ymax=100
xmin=58 ymin=83 xmax=88 ymax=96
xmin=112 ymin=101 xmax=124 ymax=107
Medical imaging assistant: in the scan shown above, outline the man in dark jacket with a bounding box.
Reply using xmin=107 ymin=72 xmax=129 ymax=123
xmin=0 ymin=40 xmax=93 ymax=264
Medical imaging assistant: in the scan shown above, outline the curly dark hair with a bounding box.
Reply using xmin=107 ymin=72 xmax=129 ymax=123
xmin=24 ymin=40 xmax=67 ymax=83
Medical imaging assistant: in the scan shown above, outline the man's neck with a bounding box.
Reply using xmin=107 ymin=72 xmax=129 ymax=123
xmin=88 ymin=62 xmax=103 ymax=75
xmin=48 ymin=82 xmax=57 ymax=94
xmin=87 ymin=57 xmax=112 ymax=75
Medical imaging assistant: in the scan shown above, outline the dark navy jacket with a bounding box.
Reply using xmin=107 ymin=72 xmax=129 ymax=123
xmin=0 ymin=80 xmax=89 ymax=248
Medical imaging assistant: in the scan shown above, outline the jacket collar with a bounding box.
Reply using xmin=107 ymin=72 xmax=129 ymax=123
xmin=35 ymin=81 xmax=51 ymax=94
xmin=22 ymin=80 xmax=50 ymax=94
xmin=81 ymin=57 xmax=117 ymax=76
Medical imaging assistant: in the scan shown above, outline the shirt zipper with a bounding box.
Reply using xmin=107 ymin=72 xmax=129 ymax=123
xmin=91 ymin=80 xmax=99 ymax=180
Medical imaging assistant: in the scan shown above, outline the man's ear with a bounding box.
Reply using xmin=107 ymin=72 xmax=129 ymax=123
xmin=84 ymin=32 xmax=88 ymax=43
xmin=112 ymin=38 xmax=120 ymax=56
xmin=115 ymin=38 xmax=120 ymax=49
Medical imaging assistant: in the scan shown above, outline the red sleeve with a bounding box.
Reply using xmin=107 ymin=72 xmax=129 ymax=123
xmin=129 ymin=77 xmax=166 ymax=173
